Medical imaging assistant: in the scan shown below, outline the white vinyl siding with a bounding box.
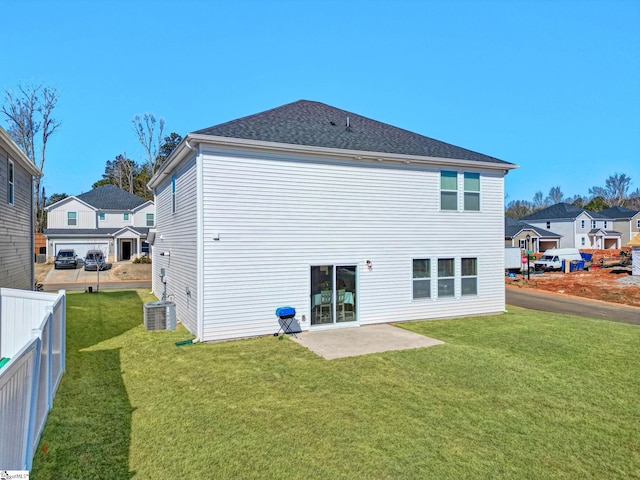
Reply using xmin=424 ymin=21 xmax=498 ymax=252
xmin=192 ymin=147 xmax=505 ymax=342
xmin=152 ymin=155 xmax=198 ymax=334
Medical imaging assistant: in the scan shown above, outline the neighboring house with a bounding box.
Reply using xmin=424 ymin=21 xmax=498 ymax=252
xmin=0 ymin=126 xmax=42 ymax=290
xmin=147 ymin=100 xmax=517 ymax=342
xmin=520 ymin=203 xmax=622 ymax=249
xmin=44 ymin=184 xmax=154 ymax=262
xmin=598 ymin=206 xmax=640 ymax=247
xmin=504 ymin=217 xmax=561 ymax=252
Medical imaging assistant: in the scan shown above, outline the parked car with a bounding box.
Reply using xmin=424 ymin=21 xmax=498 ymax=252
xmin=54 ymin=249 xmax=78 ymax=269
xmin=84 ymin=250 xmax=108 ymax=271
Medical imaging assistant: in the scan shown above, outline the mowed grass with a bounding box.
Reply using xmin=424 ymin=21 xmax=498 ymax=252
xmin=31 ymin=290 xmax=640 ymax=479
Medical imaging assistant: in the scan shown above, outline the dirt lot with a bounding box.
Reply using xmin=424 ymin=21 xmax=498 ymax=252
xmin=507 ymin=249 xmax=640 ymax=308
xmin=35 ymin=262 xmax=152 ymax=283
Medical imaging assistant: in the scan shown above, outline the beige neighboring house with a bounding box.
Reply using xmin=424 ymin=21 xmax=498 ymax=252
xmin=44 ymin=184 xmax=154 ymax=263
xmin=0 ymin=126 xmax=42 ymax=290
xmin=504 ymin=217 xmax=562 ymax=253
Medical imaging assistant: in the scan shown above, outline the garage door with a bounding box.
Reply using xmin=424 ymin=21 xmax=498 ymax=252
xmin=54 ymin=242 xmax=108 ymax=260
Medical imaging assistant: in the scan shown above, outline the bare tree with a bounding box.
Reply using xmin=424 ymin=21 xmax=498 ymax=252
xmin=132 ymin=113 xmax=165 ymax=175
xmin=2 ymin=84 xmax=61 ymax=232
xmin=532 ymin=191 xmax=546 ymax=210
xmin=546 ymin=186 xmax=564 ymax=205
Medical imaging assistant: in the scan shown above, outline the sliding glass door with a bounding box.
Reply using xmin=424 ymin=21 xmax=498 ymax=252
xmin=311 ymin=265 xmax=357 ymax=326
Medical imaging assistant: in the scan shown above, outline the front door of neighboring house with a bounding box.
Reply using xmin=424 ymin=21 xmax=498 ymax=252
xmin=122 ymin=240 xmax=132 ymax=260
xmin=310 ymin=265 xmax=357 ymax=326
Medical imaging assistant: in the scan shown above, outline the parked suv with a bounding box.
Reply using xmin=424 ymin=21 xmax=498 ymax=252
xmin=54 ymin=249 xmax=78 ymax=269
xmin=84 ymin=250 xmax=107 ymax=271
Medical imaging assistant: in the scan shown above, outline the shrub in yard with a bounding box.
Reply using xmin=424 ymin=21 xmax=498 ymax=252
xmin=134 ymin=256 xmax=151 ymax=264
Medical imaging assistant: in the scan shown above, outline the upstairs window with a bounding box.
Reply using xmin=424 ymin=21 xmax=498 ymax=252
xmin=603 ymin=221 xmax=608 ymax=229
xmin=171 ymin=175 xmax=177 ymax=213
xmin=146 ymin=213 xmax=154 ymax=227
xmin=7 ymin=159 xmax=14 ymax=205
xmin=67 ymin=211 xmax=77 ymax=226
xmin=580 ymin=220 xmax=585 ymax=229
xmin=98 ymin=212 xmax=106 ymax=221
xmin=461 ymin=258 xmax=478 ymax=295
xmin=412 ymin=259 xmax=431 ymax=299
xmin=591 ymin=220 xmax=596 ymax=229
xmin=637 ymin=219 xmax=640 ymax=229
xmin=546 ymin=221 xmax=551 ymax=229
xmin=440 ymin=171 xmax=457 ymax=211
xmin=463 ymin=173 xmax=480 ymax=211
xmin=123 ymin=213 xmax=130 ymax=221
xmin=438 ymin=258 xmax=455 ymax=297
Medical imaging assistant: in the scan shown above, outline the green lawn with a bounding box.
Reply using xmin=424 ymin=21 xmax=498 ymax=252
xmin=31 ymin=290 xmax=640 ymax=479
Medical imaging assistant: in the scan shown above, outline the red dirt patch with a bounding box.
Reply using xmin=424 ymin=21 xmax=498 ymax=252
xmin=507 ymin=256 xmax=640 ymax=308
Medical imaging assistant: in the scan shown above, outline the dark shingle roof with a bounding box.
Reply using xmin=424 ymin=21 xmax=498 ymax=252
xmin=505 ymin=217 xmax=561 ymax=238
xmin=520 ymin=203 xmax=588 ymax=221
xmin=76 ymin=184 xmax=148 ymax=210
xmin=598 ymin=206 xmax=639 ymax=219
xmin=195 ymin=100 xmax=511 ymax=165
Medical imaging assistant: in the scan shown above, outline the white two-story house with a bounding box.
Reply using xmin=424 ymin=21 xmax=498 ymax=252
xmin=148 ymin=100 xmax=518 ymax=342
xmin=44 ymin=184 xmax=154 ymax=262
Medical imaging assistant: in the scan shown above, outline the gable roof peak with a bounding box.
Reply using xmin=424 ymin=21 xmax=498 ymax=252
xmin=194 ymin=100 xmax=514 ymax=166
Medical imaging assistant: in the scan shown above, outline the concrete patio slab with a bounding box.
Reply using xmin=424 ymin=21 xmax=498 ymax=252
xmin=289 ymin=323 xmax=444 ymax=360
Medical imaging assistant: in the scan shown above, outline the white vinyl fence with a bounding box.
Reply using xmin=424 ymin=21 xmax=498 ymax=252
xmin=0 ymin=287 xmax=66 ymax=471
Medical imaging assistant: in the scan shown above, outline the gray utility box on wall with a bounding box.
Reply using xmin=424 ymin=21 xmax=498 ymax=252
xmin=143 ymin=301 xmax=177 ymax=330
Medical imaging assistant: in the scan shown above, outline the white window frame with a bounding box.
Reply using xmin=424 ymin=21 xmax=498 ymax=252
xmin=546 ymin=221 xmax=551 ymax=229
xmin=591 ymin=220 xmax=596 ymax=229
xmin=123 ymin=213 xmax=130 ymax=221
xmin=171 ymin=175 xmax=177 ymax=214
xmin=7 ymin=159 xmax=14 ymax=205
xmin=461 ymin=257 xmax=478 ymax=296
xmin=604 ymin=221 xmax=608 ymax=229
xmin=580 ymin=220 xmax=585 ymax=229
xmin=67 ymin=211 xmax=77 ymax=226
xmin=146 ymin=213 xmax=154 ymax=227
xmin=440 ymin=171 xmax=458 ymax=211
xmin=412 ymin=259 xmax=431 ymax=299
xmin=437 ymin=258 xmax=455 ymax=298
xmin=98 ymin=212 xmax=106 ymax=221
xmin=463 ymin=172 xmax=480 ymax=211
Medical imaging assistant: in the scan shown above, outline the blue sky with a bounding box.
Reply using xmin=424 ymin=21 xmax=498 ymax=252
xmin=2 ymin=0 xmax=639 ymax=204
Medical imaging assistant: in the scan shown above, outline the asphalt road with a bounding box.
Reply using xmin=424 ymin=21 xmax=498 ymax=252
xmin=506 ymin=287 xmax=640 ymax=325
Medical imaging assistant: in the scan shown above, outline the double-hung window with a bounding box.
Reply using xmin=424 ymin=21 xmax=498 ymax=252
xmin=463 ymin=173 xmax=480 ymax=211
xmin=438 ymin=258 xmax=455 ymax=297
xmin=98 ymin=212 xmax=106 ymax=221
xmin=123 ymin=213 xmax=130 ymax=221
xmin=7 ymin=159 xmax=14 ymax=205
xmin=440 ymin=171 xmax=458 ymax=211
xmin=412 ymin=259 xmax=431 ymax=299
xmin=461 ymin=258 xmax=478 ymax=295
xmin=67 ymin=211 xmax=77 ymax=226
xmin=591 ymin=220 xmax=596 ymax=229
xmin=146 ymin=213 xmax=154 ymax=227
xmin=171 ymin=175 xmax=177 ymax=213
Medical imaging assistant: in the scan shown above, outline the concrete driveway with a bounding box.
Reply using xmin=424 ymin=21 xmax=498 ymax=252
xmin=42 ymin=265 xmax=120 ymax=292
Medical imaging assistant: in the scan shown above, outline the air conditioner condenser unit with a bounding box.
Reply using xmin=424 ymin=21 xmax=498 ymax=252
xmin=143 ymin=301 xmax=176 ymax=330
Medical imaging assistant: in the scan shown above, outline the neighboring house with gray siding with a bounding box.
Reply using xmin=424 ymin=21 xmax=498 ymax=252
xmin=44 ymin=184 xmax=154 ymax=262
xmin=520 ymin=203 xmax=622 ymax=249
xmin=0 ymin=126 xmax=42 ymax=290
xmin=598 ymin=206 xmax=640 ymax=247
xmin=148 ymin=100 xmax=518 ymax=342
